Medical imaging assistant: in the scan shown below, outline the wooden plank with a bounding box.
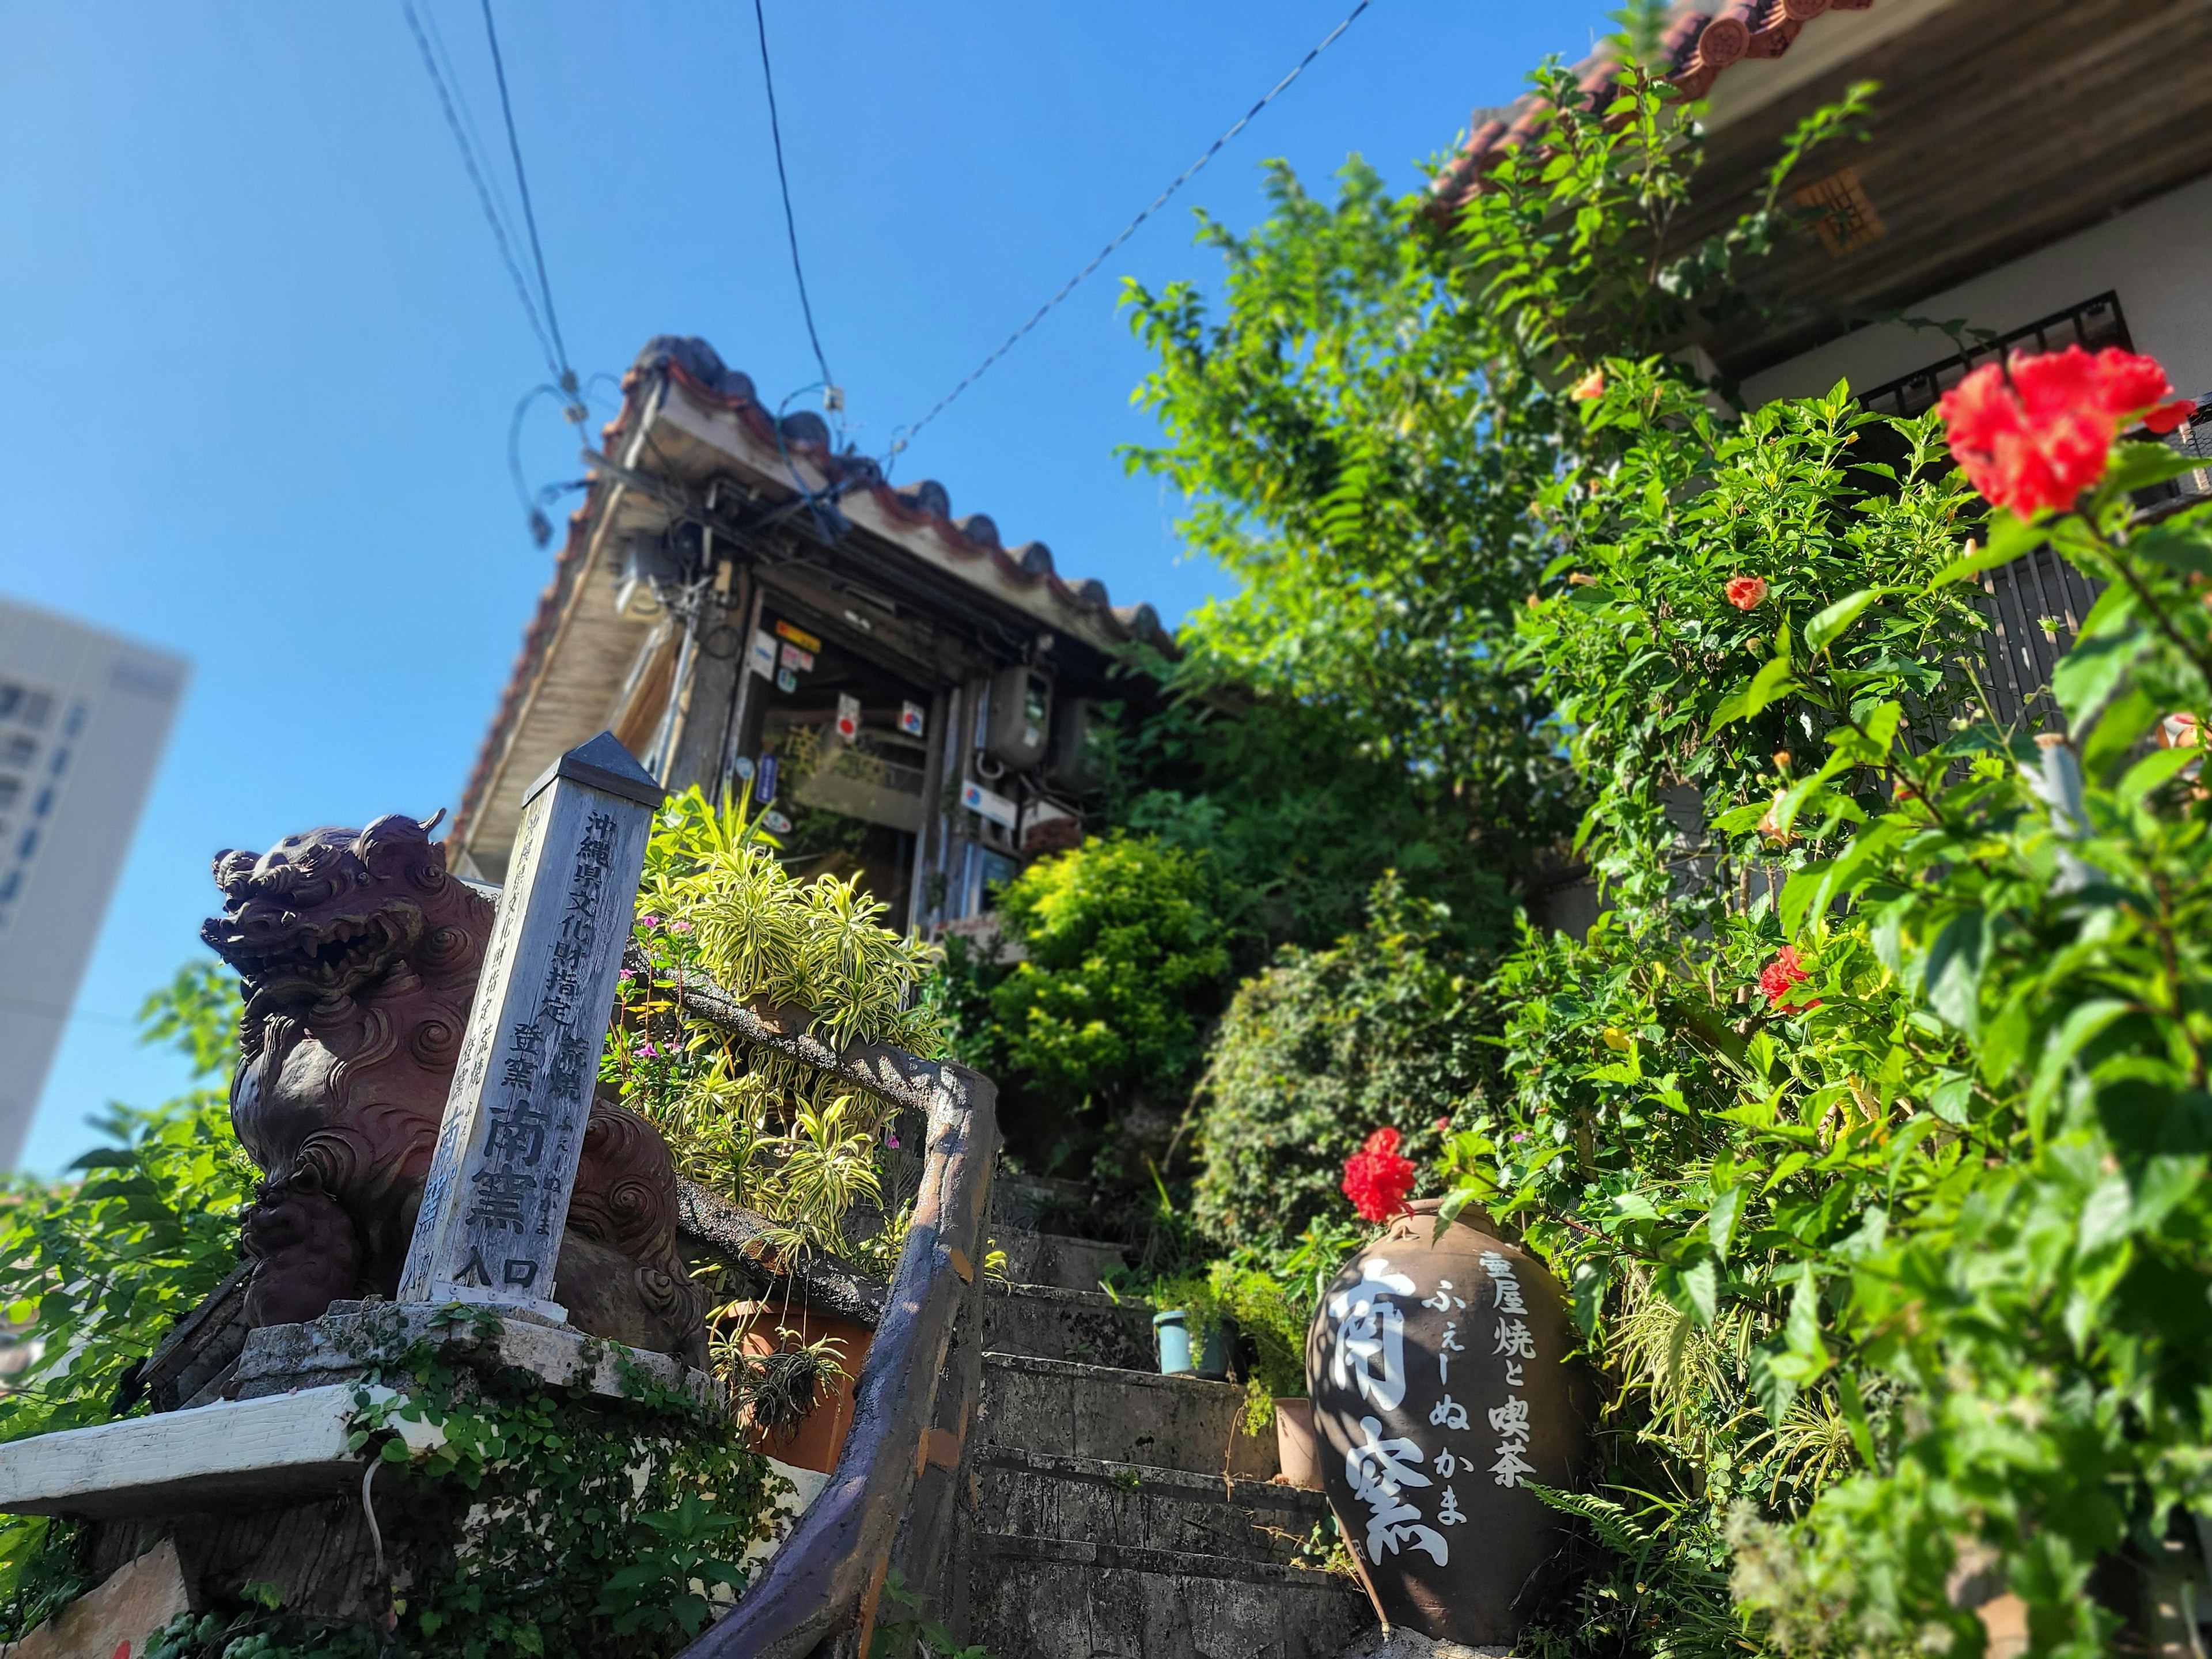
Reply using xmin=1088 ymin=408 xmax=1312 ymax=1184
xmin=1663 ymin=0 xmax=2212 ymax=376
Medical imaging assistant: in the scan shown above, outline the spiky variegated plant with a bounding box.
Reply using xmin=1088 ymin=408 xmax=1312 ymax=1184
xmin=606 ymin=785 xmax=945 ymax=1263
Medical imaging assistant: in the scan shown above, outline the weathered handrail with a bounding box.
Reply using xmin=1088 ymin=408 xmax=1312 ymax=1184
xmin=676 ymin=1179 xmax=887 ymax=1328
xmin=646 ymin=946 xmax=999 ymax=1659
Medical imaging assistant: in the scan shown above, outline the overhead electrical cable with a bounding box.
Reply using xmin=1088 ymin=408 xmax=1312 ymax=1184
xmin=887 ymin=0 xmax=1374 ymax=459
xmin=478 ymin=0 xmax=578 ymax=404
xmin=401 ymin=0 xmax=562 ymax=384
xmin=751 ymin=0 xmax=839 ymax=416
xmin=419 ymin=0 xmax=529 ymax=259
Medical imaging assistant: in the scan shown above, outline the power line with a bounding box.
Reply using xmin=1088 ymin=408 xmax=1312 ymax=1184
xmin=419 ymin=0 xmax=528 ymax=261
xmin=751 ymin=0 xmax=838 ymax=412
xmin=888 ymin=0 xmax=1375 ymax=459
xmin=401 ymin=0 xmax=562 ymax=384
xmin=478 ymin=0 xmax=577 ymax=397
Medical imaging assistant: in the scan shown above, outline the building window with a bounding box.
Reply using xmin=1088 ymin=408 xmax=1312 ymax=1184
xmin=1858 ymin=293 xmax=2131 ymax=420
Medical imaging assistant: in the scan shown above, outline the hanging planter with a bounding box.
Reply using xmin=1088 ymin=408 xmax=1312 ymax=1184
xmin=1306 ymin=1197 xmax=1589 ymax=1645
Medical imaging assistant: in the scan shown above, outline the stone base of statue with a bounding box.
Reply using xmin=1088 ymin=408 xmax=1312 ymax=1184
xmin=0 ymin=1299 xmax=729 ymax=1639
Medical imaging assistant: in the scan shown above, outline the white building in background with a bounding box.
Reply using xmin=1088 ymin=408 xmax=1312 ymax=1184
xmin=0 ymin=600 xmax=187 ymax=1168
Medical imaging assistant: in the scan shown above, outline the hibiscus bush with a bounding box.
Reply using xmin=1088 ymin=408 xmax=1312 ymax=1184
xmin=1440 ymin=331 xmax=2212 ymax=1657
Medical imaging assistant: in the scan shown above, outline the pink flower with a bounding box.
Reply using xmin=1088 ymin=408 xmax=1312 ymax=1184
xmin=671 ymin=919 xmax=693 ymax=933
xmin=638 ymin=914 xmax=662 ymax=931
xmin=1340 ymin=1127 xmax=1416 ymax=1222
xmin=1726 ymin=575 xmax=1767 ymax=611
xmin=1570 ymin=366 xmax=1606 ymax=401
xmin=1432 ymin=1116 xmax=1451 ymax=1134
xmin=1758 ymin=946 xmax=1820 ymax=1012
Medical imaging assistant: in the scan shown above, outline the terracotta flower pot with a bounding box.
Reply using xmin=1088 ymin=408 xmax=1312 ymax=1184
xmin=731 ymin=1301 xmax=876 ymax=1475
xmin=1306 ymin=1198 xmax=1589 ymax=1646
xmin=1272 ymin=1397 xmax=1321 ymax=1491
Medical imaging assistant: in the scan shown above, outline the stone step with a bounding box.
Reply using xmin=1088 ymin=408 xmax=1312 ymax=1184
xmin=980 ymin=1352 xmax=1277 ymax=1480
xmin=975 ymin=1445 xmax=1334 ymax=1569
xmin=995 ymin=1229 xmax=1128 ymax=1293
xmin=991 ymin=1172 xmax=1113 ymax=1239
xmin=980 ymin=1281 xmax=1156 ymax=1370
xmin=968 ymin=1531 xmax=1372 ymax=1659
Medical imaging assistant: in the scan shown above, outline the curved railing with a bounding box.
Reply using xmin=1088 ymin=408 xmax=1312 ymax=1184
xmin=646 ymin=950 xmax=999 ymax=1659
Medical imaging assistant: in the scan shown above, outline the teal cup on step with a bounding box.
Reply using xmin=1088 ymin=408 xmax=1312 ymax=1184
xmin=1153 ymin=1309 xmax=1194 ymax=1374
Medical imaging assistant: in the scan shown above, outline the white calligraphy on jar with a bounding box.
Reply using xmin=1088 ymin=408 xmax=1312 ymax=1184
xmin=1480 ymin=1249 xmax=1536 ymax=1487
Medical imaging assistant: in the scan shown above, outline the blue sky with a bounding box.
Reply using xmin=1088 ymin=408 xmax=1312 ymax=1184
xmin=0 ymin=0 xmax=1609 ymax=1175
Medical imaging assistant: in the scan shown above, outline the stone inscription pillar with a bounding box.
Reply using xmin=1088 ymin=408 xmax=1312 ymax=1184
xmin=398 ymin=732 xmax=664 ymax=1320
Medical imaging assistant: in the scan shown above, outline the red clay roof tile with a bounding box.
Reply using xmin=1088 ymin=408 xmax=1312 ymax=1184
xmin=1430 ymin=0 xmax=1877 ymax=213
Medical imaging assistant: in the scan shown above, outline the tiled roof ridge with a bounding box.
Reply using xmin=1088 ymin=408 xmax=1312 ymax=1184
xmin=1430 ymin=0 xmax=1875 ymax=212
xmin=630 ymin=336 xmax=1171 ymax=649
xmin=447 ymin=335 xmax=1173 ymax=854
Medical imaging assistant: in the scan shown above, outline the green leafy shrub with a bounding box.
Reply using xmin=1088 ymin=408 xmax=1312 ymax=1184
xmin=935 ymin=831 xmax=1233 ymax=1182
xmin=1189 ymin=874 xmax=1492 ymax=1255
xmin=1446 ymin=312 xmax=2212 ymax=1656
xmin=0 ymin=961 xmax=255 ymax=1638
xmin=344 ymin=1320 xmax=774 ymax=1659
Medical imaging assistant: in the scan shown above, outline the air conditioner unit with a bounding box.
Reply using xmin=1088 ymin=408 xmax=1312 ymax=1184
xmin=1046 ymin=698 xmax=1105 ymax=792
xmin=983 ymin=666 xmax=1051 ymax=770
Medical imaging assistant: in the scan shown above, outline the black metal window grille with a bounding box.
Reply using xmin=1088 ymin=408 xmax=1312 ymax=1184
xmin=1857 ymin=292 xmax=2133 ymax=420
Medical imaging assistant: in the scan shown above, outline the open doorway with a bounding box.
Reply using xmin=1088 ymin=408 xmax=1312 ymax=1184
xmin=749 ymin=609 xmax=934 ymax=926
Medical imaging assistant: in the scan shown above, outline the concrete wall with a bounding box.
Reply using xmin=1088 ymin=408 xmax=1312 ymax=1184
xmin=1743 ymin=172 xmax=2212 ymax=408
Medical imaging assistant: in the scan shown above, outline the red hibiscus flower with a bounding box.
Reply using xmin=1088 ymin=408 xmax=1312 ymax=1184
xmin=1758 ymin=945 xmax=1820 ymax=1012
xmin=1939 ymin=345 xmax=2194 ymax=516
xmin=1726 ymin=575 xmax=1767 ymax=611
xmin=1341 ymin=1127 xmax=1416 ymax=1222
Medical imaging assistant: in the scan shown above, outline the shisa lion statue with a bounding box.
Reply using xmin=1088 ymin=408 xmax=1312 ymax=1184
xmin=202 ymin=810 xmax=706 ymax=1365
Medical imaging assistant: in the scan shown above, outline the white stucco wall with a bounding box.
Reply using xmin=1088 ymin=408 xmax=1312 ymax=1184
xmin=1741 ymin=172 xmax=2212 ymax=409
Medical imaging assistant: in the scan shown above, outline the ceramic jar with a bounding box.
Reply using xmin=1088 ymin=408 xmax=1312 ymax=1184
xmin=1306 ymin=1198 xmax=1588 ymax=1645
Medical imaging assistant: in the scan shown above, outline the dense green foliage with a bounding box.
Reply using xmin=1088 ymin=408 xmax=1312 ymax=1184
xmin=350 ymin=1316 xmax=774 ymax=1659
xmin=1108 ymin=31 xmax=2212 ymax=1657
xmin=1188 ymin=874 xmax=1492 ymax=1255
xmin=1120 ymin=154 xmax=1576 ymax=887
xmin=1431 ymin=228 xmax=2212 ymax=1659
xmin=1094 ymin=652 xmax=1516 ymax=955
xmin=0 ymin=962 xmax=253 ymax=1639
xmin=613 ymin=785 xmax=940 ymax=1266
xmin=933 ymin=830 xmax=1235 ymax=1181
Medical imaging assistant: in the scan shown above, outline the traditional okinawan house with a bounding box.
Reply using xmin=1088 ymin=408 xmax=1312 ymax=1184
xmin=1433 ymin=0 xmax=2212 ymax=726
xmin=446 ymin=335 xmax=1175 ymax=931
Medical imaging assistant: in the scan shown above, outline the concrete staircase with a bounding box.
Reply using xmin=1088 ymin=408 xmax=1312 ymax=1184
xmin=960 ymin=1174 xmax=1372 ymax=1658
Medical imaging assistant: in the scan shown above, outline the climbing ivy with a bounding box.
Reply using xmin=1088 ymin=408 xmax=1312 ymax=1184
xmin=337 ymin=1307 xmax=779 ymax=1659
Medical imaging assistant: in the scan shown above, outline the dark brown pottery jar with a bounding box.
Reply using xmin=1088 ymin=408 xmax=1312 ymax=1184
xmin=1306 ymin=1196 xmax=1589 ymax=1645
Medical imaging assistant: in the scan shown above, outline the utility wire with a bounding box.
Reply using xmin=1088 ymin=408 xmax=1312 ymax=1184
xmin=888 ymin=0 xmax=1374 ymax=458
xmin=402 ymin=0 xmax=562 ymax=383
xmin=420 ymin=0 xmax=528 ymax=260
xmin=751 ymin=0 xmax=839 ymax=414
xmin=478 ymin=0 xmax=577 ymax=400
